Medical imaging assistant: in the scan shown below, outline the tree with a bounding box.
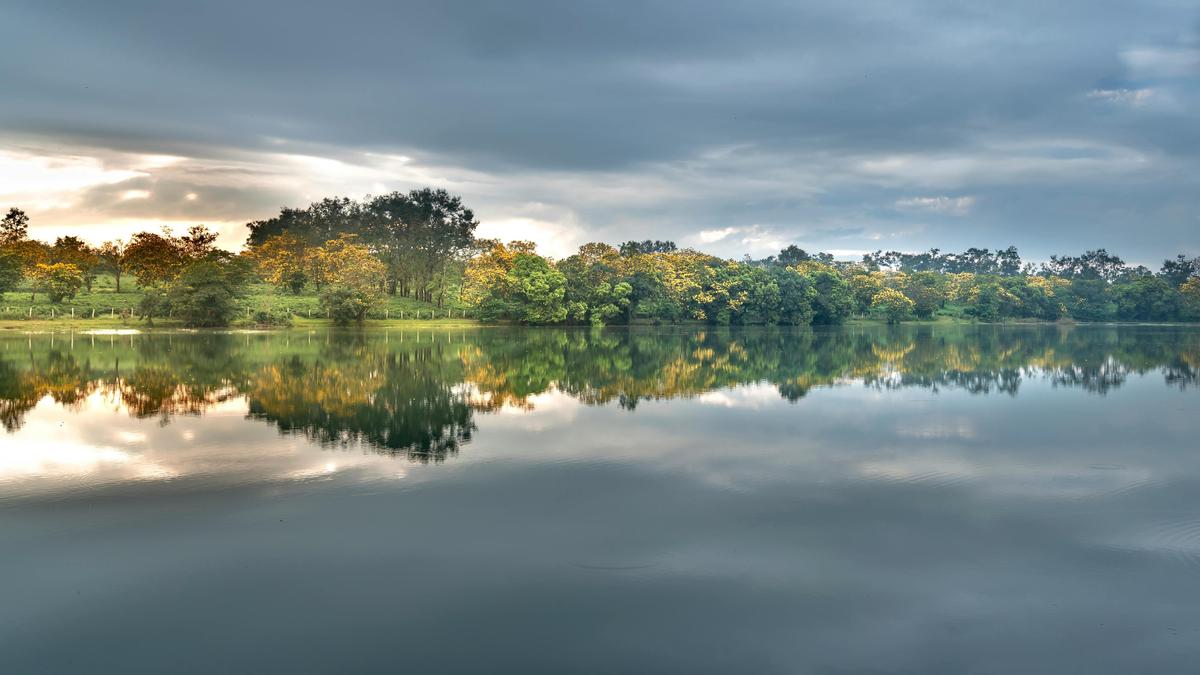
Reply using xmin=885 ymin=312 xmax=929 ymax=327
xmin=770 ymin=267 xmax=816 ymax=325
xmin=509 ymin=253 xmax=568 ymax=323
xmin=871 ymin=288 xmax=914 ymax=324
xmin=559 ymin=243 xmax=632 ymax=326
xmin=31 ymin=263 xmax=84 ymax=303
xmin=166 ymin=259 xmax=244 ymax=327
xmin=320 ymin=286 xmax=374 ymax=325
xmin=125 ymin=230 xmax=184 ymax=287
xmin=246 ymin=233 xmax=312 ymax=294
xmin=0 ymin=251 xmax=22 ymax=294
xmin=462 ymin=241 xmax=567 ymax=323
xmin=363 ymin=189 xmax=479 ymax=304
xmin=97 ymin=240 xmax=128 ymax=292
xmin=315 ymin=234 xmax=387 ymax=293
xmin=178 ymin=225 xmax=219 ymax=260
xmin=51 ymin=236 xmax=100 ymax=291
xmin=0 ymin=208 xmax=29 ymax=246
xmin=246 ymin=197 xmax=361 ymax=247
xmin=1113 ymin=274 xmax=1179 ymax=321
xmin=1043 ymin=249 xmax=1127 ymax=281
xmin=1180 ymin=277 xmax=1200 ymax=321
xmin=775 ymin=245 xmax=812 ymax=267
xmin=1160 ymin=255 xmax=1200 ymax=288
xmin=849 ymin=272 xmax=884 ymax=316
xmin=136 ymin=289 xmax=171 ymax=325
xmin=801 ymin=265 xmax=854 ymax=324
xmin=901 ymin=271 xmax=948 ymax=319
xmin=619 ymin=240 xmax=677 ymax=256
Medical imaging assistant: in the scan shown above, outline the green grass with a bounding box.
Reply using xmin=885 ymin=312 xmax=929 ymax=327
xmin=0 ymin=275 xmax=474 ymax=327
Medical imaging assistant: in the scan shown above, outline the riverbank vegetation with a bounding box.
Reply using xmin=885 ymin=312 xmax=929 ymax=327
xmin=2 ymin=195 xmax=1199 ymax=328
xmin=2 ymin=325 xmax=1197 ymax=456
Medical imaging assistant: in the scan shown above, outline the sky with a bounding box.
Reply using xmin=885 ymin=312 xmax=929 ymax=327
xmin=1 ymin=0 xmax=1198 ymax=265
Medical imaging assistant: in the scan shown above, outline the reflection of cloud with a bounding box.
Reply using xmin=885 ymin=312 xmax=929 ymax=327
xmin=0 ymin=393 xmax=415 ymax=496
xmin=697 ymin=384 xmax=783 ymax=409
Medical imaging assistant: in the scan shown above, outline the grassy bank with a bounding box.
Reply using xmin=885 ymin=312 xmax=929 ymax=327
xmin=0 ymin=273 xmax=472 ymax=329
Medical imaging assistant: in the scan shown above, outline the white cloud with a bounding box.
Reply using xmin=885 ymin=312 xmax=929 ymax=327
xmin=697 ymin=227 xmax=739 ymax=243
xmin=856 ymin=139 xmax=1152 ymax=188
xmin=0 ymin=147 xmax=145 ymax=208
xmin=476 ymin=216 xmax=586 ymax=259
xmin=894 ymin=195 xmax=976 ymax=216
xmin=1087 ymin=88 xmax=1155 ymax=105
xmin=1119 ymin=47 xmax=1200 ymax=78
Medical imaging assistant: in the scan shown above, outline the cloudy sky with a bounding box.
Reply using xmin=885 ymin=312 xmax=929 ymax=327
xmin=2 ymin=0 xmax=1198 ymax=264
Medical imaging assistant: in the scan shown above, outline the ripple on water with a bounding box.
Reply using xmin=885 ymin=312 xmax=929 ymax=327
xmin=1106 ymin=518 xmax=1200 ymax=568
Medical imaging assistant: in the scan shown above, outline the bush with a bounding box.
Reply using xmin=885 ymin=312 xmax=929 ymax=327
xmin=320 ymin=285 xmax=373 ymax=325
xmin=33 ymin=263 xmax=85 ymax=303
xmin=137 ymin=288 xmax=171 ymax=325
xmin=237 ymin=309 xmax=294 ymax=328
xmin=165 ymin=259 xmax=244 ymax=327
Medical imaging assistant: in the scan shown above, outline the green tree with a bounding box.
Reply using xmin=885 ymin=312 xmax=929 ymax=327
xmin=166 ymin=259 xmax=244 ymax=327
xmin=51 ymin=236 xmax=100 ymax=291
xmin=901 ymin=271 xmax=947 ymax=319
xmin=32 ymin=263 xmax=85 ymax=303
xmin=803 ymin=267 xmax=854 ymax=324
xmin=871 ymin=288 xmax=915 ymax=324
xmin=320 ymin=285 xmax=374 ymax=325
xmin=0 ymin=251 xmax=21 ymax=294
xmin=510 ymin=254 xmax=569 ymax=323
xmin=97 ymin=240 xmax=128 ymax=292
xmin=0 ymin=208 xmax=29 ymax=246
xmin=125 ymin=230 xmax=184 ymax=287
xmin=1113 ymin=274 xmax=1179 ymax=321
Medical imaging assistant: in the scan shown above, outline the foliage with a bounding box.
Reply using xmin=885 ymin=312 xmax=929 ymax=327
xmin=125 ymin=230 xmax=184 ymax=287
xmin=320 ymin=285 xmax=374 ymax=325
xmin=0 ymin=251 xmax=21 ymax=294
xmin=871 ymin=288 xmax=915 ymax=323
xmin=32 ymin=263 xmax=85 ymax=303
xmin=247 ymin=189 xmax=478 ymax=305
xmin=97 ymin=240 xmax=128 ymax=292
xmin=51 ymin=236 xmax=100 ymax=291
xmin=0 ymin=208 xmax=29 ymax=246
xmin=165 ymin=259 xmax=245 ymax=327
xmin=246 ymin=233 xmax=313 ymax=293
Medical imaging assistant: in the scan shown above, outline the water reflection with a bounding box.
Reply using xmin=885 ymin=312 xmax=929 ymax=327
xmin=1 ymin=326 xmax=1198 ymax=457
xmin=2 ymin=326 xmax=1200 ymax=673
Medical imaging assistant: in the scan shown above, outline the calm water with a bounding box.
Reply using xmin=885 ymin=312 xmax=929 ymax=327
xmin=1 ymin=324 xmax=1198 ymax=674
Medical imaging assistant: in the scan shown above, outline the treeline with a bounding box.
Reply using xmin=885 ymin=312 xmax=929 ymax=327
xmin=4 ymin=188 xmax=1200 ymax=327
xmin=463 ymin=241 xmax=1200 ymax=325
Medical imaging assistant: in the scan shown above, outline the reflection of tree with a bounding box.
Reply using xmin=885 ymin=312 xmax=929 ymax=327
xmin=0 ymin=326 xmax=1197 ymax=458
xmin=247 ymin=343 xmax=474 ymax=463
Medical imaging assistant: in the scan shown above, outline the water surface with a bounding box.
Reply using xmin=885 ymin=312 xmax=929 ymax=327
xmin=1 ymin=325 xmax=1198 ymax=674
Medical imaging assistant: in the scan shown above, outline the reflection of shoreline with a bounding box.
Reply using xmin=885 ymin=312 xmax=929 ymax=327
xmin=0 ymin=326 xmax=1196 ymax=456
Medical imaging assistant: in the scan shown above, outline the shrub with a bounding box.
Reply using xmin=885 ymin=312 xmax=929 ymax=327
xmin=871 ymin=288 xmax=915 ymax=324
xmin=320 ymin=285 xmax=373 ymax=325
xmin=166 ymin=259 xmax=243 ymax=327
xmin=33 ymin=263 xmax=85 ymax=303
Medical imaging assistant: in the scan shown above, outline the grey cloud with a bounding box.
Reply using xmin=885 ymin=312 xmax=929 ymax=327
xmin=1 ymin=0 xmax=1197 ymax=261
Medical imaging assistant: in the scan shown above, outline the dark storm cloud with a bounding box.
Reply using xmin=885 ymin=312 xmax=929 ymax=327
xmin=1 ymin=0 xmax=1197 ymax=260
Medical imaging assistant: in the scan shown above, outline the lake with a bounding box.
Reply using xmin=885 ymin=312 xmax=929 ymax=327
xmin=1 ymin=324 xmax=1198 ymax=674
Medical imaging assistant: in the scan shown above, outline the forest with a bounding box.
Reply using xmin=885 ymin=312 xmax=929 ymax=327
xmin=2 ymin=190 xmax=1199 ymax=327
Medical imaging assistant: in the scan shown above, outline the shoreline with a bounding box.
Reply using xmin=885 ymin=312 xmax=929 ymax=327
xmin=2 ymin=317 xmax=1197 ymax=333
